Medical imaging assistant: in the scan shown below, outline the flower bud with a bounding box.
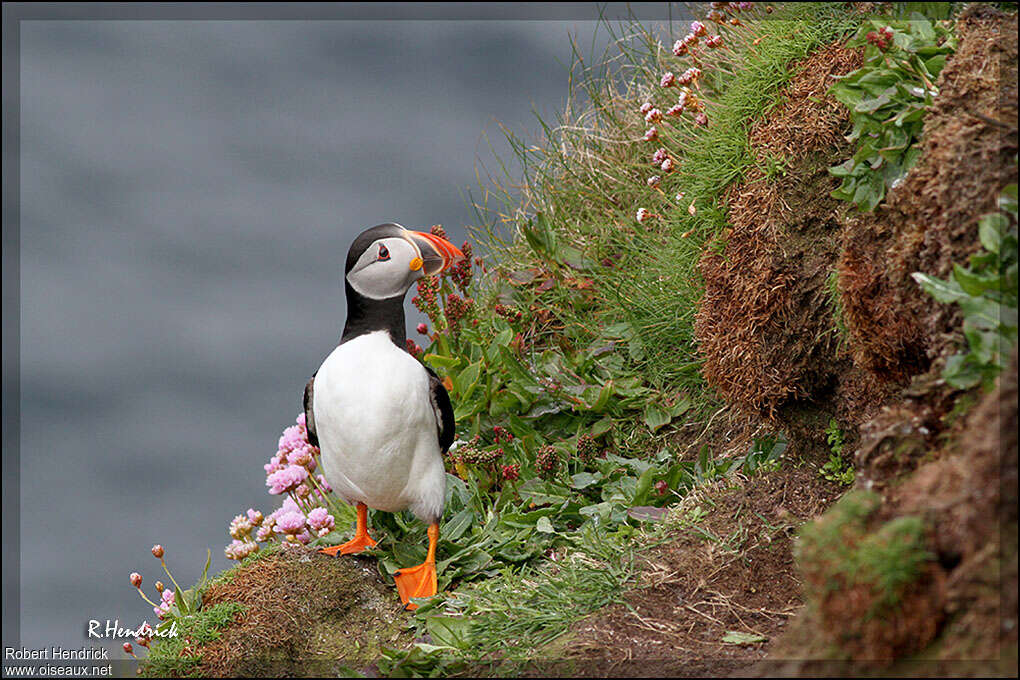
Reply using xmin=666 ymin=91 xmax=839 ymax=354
xmin=151 ymin=545 xmax=164 ymax=559
xmin=123 ymin=642 xmax=133 ymax=655
xmin=155 ymin=581 xmax=164 ymax=593
xmin=416 ymin=322 xmax=428 ymax=335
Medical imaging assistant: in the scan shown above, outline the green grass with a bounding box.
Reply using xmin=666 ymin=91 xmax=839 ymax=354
xmin=471 ymin=3 xmax=861 ymax=396
xmin=138 ymin=602 xmax=245 ymax=678
xmin=379 ymin=522 xmax=642 ymax=676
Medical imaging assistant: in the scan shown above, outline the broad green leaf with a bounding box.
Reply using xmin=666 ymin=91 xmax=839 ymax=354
xmin=426 ymin=615 xmax=473 ymax=648
xmin=570 ymin=472 xmax=599 ymax=490
xmin=953 ymin=263 xmax=1000 ymax=297
xmin=643 ymin=403 xmax=671 ymax=432
xmin=978 ymin=213 xmax=1008 ymax=254
xmin=423 ymin=353 xmax=462 ymax=371
xmin=912 ymin=272 xmax=968 ymax=304
xmin=631 ymin=466 xmax=657 ymax=506
xmin=590 ymin=416 xmax=614 ymax=437
xmin=442 ymin=507 xmax=475 ymax=542
xmin=943 ymin=354 xmax=984 ymax=390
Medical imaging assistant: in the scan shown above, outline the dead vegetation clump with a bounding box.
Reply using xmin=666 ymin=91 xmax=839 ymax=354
xmin=695 ymin=44 xmax=870 ymax=421
xmin=837 ymin=6 xmax=1019 ymax=383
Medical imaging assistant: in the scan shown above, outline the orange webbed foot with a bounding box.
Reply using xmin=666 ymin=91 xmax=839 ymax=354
xmin=318 ymin=531 xmax=377 ymax=556
xmin=393 ymin=561 xmax=437 ymax=610
xmin=318 ymin=502 xmax=376 ymax=556
xmin=393 ymin=522 xmax=440 ymax=610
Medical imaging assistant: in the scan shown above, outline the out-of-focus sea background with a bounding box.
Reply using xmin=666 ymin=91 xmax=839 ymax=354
xmin=11 ymin=4 xmax=687 ymax=653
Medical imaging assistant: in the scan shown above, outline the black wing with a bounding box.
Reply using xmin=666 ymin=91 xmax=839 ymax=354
xmin=303 ymin=374 xmax=319 ymax=448
xmin=424 ymin=365 xmax=455 ymax=454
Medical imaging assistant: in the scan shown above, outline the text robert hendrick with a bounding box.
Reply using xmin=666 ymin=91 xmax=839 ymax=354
xmin=5 ymin=647 xmax=108 ymax=661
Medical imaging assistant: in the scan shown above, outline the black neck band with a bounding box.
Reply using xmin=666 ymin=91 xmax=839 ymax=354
xmin=341 ymin=281 xmax=407 ymax=347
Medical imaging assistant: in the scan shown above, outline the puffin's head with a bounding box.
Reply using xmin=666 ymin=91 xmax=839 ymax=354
xmin=345 ymin=223 xmax=465 ymax=300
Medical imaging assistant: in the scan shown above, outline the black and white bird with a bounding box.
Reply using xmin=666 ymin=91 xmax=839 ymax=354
xmin=304 ymin=223 xmax=463 ymax=609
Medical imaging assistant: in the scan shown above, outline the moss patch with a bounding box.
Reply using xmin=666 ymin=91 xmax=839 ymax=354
xmin=141 ymin=546 xmax=413 ymax=677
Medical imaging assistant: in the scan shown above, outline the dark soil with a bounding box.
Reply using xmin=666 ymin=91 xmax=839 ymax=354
xmin=525 ymin=465 xmax=842 ymax=677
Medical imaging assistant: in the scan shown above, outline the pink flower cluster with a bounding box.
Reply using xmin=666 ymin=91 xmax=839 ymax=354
xmin=225 ymin=414 xmax=340 ymax=559
xmin=153 ymin=588 xmax=175 ymax=620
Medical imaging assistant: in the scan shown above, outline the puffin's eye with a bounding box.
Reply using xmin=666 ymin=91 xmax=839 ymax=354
xmin=378 ymin=245 xmax=390 ymax=261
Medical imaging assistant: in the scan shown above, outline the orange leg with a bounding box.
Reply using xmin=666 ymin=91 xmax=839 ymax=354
xmin=393 ymin=523 xmax=439 ymax=610
xmin=318 ymin=502 xmax=377 ymax=556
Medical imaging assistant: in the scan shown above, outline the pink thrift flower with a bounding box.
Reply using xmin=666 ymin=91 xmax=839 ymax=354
xmin=647 ymin=175 xmax=661 ymax=188
xmin=229 ymin=515 xmax=253 ymax=540
xmin=661 ymin=158 xmax=675 ymax=172
xmin=276 ymin=511 xmax=306 ymax=535
xmin=256 ymin=525 xmax=274 ymax=542
xmin=290 ymin=445 xmax=314 ymax=468
xmin=247 ymin=508 xmax=263 ymax=526
xmin=695 ymin=112 xmax=709 ymax=127
xmin=307 ymin=507 xmax=335 ymax=536
xmin=636 ymin=208 xmax=651 ymax=223
xmin=672 ymin=39 xmax=688 ymax=57
xmin=691 ymin=21 xmax=707 ymax=36
xmin=666 ymin=104 xmax=684 ymax=117
xmin=652 ymin=148 xmax=669 ymax=165
xmin=639 ymin=102 xmax=653 ymax=115
xmin=644 ymin=108 xmax=662 ymax=124
xmin=266 ymin=464 xmax=308 ymax=495
xmin=660 ymin=72 xmax=675 ymax=88
xmin=264 ymin=455 xmax=283 ymax=476
xmin=706 ymin=35 xmax=723 ymax=49
xmin=644 ymin=127 xmax=659 ymax=142
xmin=161 ymin=589 xmax=175 ymax=605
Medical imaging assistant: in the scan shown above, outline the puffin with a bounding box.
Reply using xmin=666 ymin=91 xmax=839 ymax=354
xmin=304 ymin=222 xmax=464 ymax=609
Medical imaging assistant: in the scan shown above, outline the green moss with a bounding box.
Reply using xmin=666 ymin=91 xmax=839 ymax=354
xmin=139 ymin=602 xmax=245 ymax=678
xmin=797 ymin=490 xmax=933 ymax=617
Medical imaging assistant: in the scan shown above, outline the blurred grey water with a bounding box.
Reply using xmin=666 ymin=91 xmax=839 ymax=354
xmin=12 ymin=9 xmax=686 ymax=654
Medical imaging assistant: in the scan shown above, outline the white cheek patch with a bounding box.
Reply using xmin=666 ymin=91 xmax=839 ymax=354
xmin=346 ymin=237 xmax=422 ymax=300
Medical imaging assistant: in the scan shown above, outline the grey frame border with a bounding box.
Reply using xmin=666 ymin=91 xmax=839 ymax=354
xmin=2 ymin=4 xmax=1015 ymax=677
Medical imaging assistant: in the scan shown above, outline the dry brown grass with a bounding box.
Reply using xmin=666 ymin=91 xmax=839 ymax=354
xmin=695 ymin=44 xmax=864 ymax=419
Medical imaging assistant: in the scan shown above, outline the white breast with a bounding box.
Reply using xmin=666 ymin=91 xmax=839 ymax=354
xmin=313 ymin=331 xmax=446 ymax=522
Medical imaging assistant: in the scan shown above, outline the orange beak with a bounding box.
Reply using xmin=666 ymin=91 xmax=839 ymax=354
xmin=406 ymin=230 xmax=466 ymax=276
